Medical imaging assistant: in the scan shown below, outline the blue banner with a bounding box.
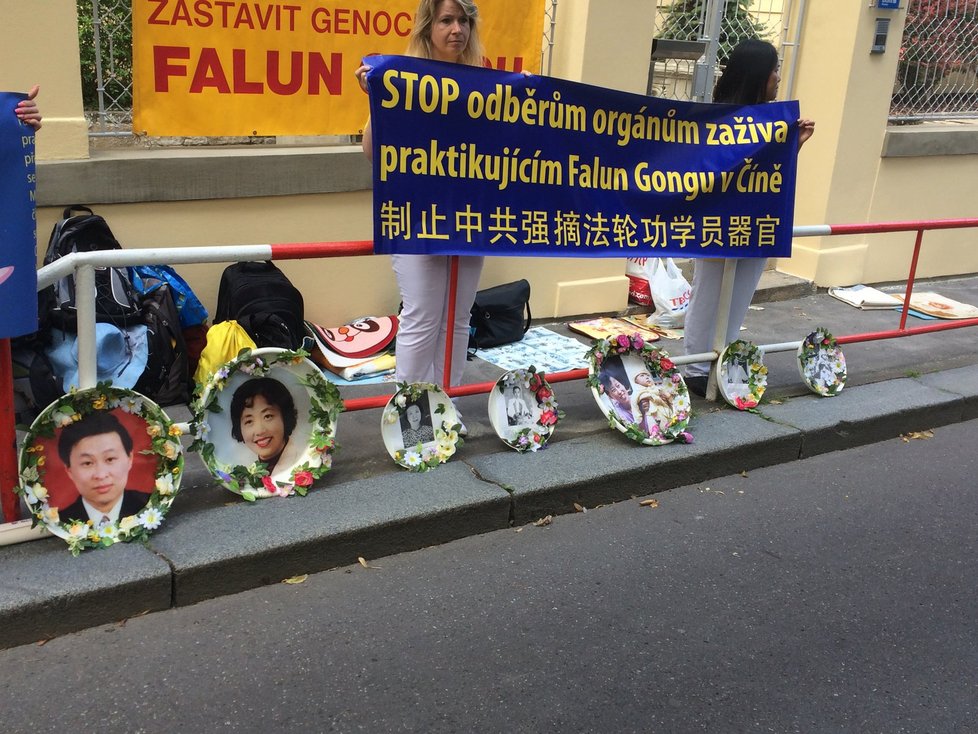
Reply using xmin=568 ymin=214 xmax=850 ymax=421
xmin=0 ymin=91 xmax=38 ymax=338
xmin=367 ymin=56 xmax=799 ymax=259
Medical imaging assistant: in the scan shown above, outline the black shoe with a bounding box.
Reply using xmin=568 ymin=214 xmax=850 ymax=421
xmin=686 ymin=375 xmax=707 ymax=397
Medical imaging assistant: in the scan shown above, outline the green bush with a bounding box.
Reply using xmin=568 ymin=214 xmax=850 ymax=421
xmin=77 ymin=0 xmax=133 ymax=112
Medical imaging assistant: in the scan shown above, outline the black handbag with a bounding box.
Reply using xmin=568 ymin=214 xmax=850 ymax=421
xmin=468 ymin=279 xmax=531 ymax=350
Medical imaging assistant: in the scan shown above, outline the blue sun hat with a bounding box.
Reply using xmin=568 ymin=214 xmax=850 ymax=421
xmin=46 ymin=323 xmax=149 ymax=391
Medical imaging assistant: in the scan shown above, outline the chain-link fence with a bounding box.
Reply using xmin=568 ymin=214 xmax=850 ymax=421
xmin=651 ymin=0 xmax=800 ymax=103
xmin=79 ymin=0 xmax=560 ymax=141
xmin=890 ymin=0 xmax=978 ymax=122
xmin=80 ymin=0 xmax=133 ymax=135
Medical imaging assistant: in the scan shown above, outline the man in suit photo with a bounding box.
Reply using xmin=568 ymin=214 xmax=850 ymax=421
xmin=56 ymin=411 xmax=151 ymax=526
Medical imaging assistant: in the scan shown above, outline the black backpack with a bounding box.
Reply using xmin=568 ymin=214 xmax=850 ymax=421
xmin=42 ymin=205 xmax=142 ymax=329
xmin=133 ymin=281 xmax=191 ymax=406
xmin=215 ymin=261 xmax=305 ymax=349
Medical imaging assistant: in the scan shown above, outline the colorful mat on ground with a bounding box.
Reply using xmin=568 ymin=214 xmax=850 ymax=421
xmin=473 ymin=327 xmax=590 ymax=373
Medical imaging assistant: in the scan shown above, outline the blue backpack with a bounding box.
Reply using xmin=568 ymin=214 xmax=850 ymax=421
xmin=129 ymin=264 xmax=209 ymax=328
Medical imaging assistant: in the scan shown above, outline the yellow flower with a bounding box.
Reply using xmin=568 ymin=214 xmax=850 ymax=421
xmin=172 ymin=466 xmax=181 ymax=475
xmin=162 ymin=441 xmax=179 ymax=460
xmin=41 ymin=506 xmax=60 ymax=524
xmin=67 ymin=522 xmax=88 ymax=538
xmin=148 ymin=423 xmax=163 ymax=438
xmin=119 ymin=515 xmax=138 ymax=532
xmin=92 ymin=395 xmax=108 ymax=409
xmin=37 ymin=455 xmax=46 ymax=467
xmin=31 ymin=483 xmax=49 ymax=502
xmin=168 ymin=424 xmax=183 ymax=437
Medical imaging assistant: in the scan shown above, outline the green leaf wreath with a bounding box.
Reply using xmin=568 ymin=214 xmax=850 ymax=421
xmin=585 ymin=333 xmax=693 ymax=446
xmin=798 ymin=327 xmax=847 ymax=397
xmin=190 ymin=348 xmax=343 ymax=500
xmin=720 ymin=339 xmax=768 ymax=411
xmin=496 ymin=366 xmax=562 ymax=453
xmin=383 ymin=382 xmax=463 ymax=472
xmin=16 ymin=383 xmax=184 ymax=556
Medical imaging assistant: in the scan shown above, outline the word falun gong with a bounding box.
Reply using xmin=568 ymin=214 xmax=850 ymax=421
xmin=366 ymin=55 xmax=801 ymax=259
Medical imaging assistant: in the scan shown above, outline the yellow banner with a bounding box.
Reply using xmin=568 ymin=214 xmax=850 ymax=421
xmin=132 ymin=0 xmax=546 ymax=136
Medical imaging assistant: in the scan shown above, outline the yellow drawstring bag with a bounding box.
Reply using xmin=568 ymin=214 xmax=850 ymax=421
xmin=193 ymin=321 xmax=257 ymax=388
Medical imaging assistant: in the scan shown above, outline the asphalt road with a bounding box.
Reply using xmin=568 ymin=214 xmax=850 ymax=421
xmin=3 ymin=419 xmax=977 ymax=733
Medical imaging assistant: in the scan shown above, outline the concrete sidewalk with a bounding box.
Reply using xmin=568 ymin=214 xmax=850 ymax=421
xmin=2 ymin=274 xmax=977 ymax=650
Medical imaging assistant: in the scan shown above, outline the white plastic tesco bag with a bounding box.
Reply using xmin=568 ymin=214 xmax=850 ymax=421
xmin=626 ymin=257 xmax=691 ymax=328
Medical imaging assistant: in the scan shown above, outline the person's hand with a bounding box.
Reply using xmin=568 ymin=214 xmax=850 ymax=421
xmin=16 ymin=85 xmax=41 ymax=131
xmin=798 ymin=118 xmax=815 ymax=147
xmin=355 ymin=64 xmax=371 ymax=94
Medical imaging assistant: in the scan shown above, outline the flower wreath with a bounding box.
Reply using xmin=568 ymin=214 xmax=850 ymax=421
xmin=585 ymin=334 xmax=693 ymax=446
xmin=798 ymin=327 xmax=847 ymax=397
xmin=190 ymin=348 xmax=343 ymax=500
xmin=496 ymin=366 xmax=563 ymax=453
xmin=16 ymin=384 xmax=185 ymax=556
xmin=383 ymin=382 xmax=462 ymax=472
xmin=720 ymin=340 xmax=768 ymax=411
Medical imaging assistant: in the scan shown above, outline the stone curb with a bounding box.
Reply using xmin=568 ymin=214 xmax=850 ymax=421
xmin=2 ymin=364 xmax=977 ymax=649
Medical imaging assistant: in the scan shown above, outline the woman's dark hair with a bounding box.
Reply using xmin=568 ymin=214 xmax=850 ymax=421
xmin=399 ymin=397 xmax=430 ymax=433
xmin=230 ymin=377 xmax=298 ymax=442
xmin=57 ymin=411 xmax=133 ymax=466
xmin=598 ymin=355 xmax=632 ymax=395
xmin=713 ymin=39 xmax=779 ymax=105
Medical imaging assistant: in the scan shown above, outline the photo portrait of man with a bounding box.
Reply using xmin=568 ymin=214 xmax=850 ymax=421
xmin=56 ymin=411 xmax=151 ymax=525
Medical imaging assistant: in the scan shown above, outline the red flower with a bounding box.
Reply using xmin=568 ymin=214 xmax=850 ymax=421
xmin=536 ymin=387 xmax=552 ymax=400
xmin=660 ymin=357 xmax=675 ymax=371
xmin=261 ymin=476 xmax=277 ymax=493
xmin=294 ymin=471 xmax=314 ymax=487
xmin=540 ymin=410 xmax=558 ymax=426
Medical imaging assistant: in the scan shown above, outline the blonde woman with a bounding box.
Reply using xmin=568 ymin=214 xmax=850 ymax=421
xmin=356 ymin=1 xmax=486 ymax=432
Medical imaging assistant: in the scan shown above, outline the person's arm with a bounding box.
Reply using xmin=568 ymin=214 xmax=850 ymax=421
xmin=355 ymin=64 xmax=372 ymax=162
xmin=798 ymin=118 xmax=815 ymax=149
xmin=15 ymin=85 xmax=41 ymax=130
xmin=361 ymin=117 xmax=372 ymax=162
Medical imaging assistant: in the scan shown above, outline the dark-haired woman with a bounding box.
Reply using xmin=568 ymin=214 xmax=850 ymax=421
xmin=684 ymin=39 xmax=814 ymax=397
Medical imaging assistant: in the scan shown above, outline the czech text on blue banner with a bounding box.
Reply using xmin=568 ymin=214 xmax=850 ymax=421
xmin=0 ymin=91 xmax=39 ymax=338
xmin=366 ymin=55 xmax=800 ymax=259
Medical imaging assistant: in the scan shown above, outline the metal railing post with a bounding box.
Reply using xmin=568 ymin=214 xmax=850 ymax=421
xmin=73 ymin=265 xmax=99 ymax=389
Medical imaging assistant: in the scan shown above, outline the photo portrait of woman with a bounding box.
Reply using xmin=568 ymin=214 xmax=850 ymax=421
xmin=400 ymin=397 xmax=436 ymax=447
xmin=597 ymin=355 xmax=635 ymax=425
xmin=230 ymin=377 xmax=303 ymax=477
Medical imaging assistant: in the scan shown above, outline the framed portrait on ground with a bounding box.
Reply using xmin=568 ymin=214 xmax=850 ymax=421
xmin=17 ymin=385 xmax=184 ymax=555
xmin=717 ymin=340 xmax=767 ymax=410
xmin=190 ymin=348 xmax=342 ymax=500
xmin=798 ymin=328 xmax=847 ymax=397
xmin=586 ymin=334 xmax=693 ymax=446
xmin=488 ymin=367 xmax=560 ymax=452
xmin=381 ymin=383 xmax=461 ymax=472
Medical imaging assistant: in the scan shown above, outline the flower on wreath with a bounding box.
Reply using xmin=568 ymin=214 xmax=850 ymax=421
xmin=402 ymin=450 xmax=424 ymax=468
xmin=155 ymin=473 xmax=176 ymax=496
xmin=294 ymin=471 xmax=315 ymax=488
xmin=116 ymin=395 xmax=145 ymax=414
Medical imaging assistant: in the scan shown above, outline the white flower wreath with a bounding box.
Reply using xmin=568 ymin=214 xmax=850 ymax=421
xmin=491 ymin=366 xmax=562 ymax=453
xmin=382 ymin=382 xmax=462 ymax=472
xmin=190 ymin=348 xmax=343 ymax=500
xmin=17 ymin=384 xmax=184 ymax=555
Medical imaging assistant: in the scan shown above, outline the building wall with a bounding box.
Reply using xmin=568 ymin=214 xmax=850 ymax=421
xmin=783 ymin=1 xmax=978 ymax=285
xmin=5 ymin=0 xmax=977 ymax=329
